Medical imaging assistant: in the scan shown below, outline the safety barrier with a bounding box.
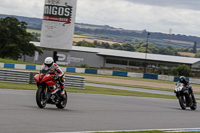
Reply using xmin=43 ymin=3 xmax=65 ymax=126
xmin=0 ymin=69 xmax=85 ymax=89
xmin=143 ymin=74 xmax=158 ymax=80
xmin=1 ymin=63 xmax=200 ymax=84
xmin=0 ymin=69 xmax=30 ymax=84
xmin=65 ymin=75 xmax=85 ymax=89
xmin=85 ymin=69 xmax=98 ymax=74
xmin=113 ymin=71 xmax=128 ymax=77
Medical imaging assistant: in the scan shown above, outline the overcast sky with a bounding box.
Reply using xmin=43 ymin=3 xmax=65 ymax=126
xmin=1 ymin=0 xmax=200 ymax=37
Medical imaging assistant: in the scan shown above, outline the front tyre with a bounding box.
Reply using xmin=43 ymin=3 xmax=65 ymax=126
xmin=178 ymin=96 xmax=186 ymax=110
xmin=36 ymin=88 xmax=47 ymax=108
xmin=56 ymin=91 xmax=68 ymax=109
xmin=190 ymin=102 xmax=197 ymax=110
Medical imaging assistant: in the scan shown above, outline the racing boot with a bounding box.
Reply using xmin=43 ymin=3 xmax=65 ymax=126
xmin=59 ymin=85 xmax=66 ymax=100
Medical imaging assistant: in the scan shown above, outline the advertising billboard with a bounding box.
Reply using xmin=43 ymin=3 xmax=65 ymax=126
xmin=40 ymin=0 xmax=77 ymax=50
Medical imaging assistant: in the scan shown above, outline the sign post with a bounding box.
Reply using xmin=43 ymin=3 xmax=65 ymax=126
xmin=40 ymin=0 xmax=77 ymax=50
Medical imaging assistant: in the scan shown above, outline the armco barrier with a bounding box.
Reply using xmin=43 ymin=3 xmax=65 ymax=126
xmin=0 ymin=69 xmax=85 ymax=89
xmin=0 ymin=69 xmax=30 ymax=84
xmin=65 ymin=75 xmax=85 ymax=89
xmin=143 ymin=74 xmax=158 ymax=80
xmin=113 ymin=71 xmax=128 ymax=77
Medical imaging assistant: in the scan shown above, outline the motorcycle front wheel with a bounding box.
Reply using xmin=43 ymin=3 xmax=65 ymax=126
xmin=36 ymin=88 xmax=47 ymax=108
xmin=190 ymin=99 xmax=197 ymax=110
xmin=178 ymin=96 xmax=186 ymax=110
xmin=56 ymin=91 xmax=68 ymax=109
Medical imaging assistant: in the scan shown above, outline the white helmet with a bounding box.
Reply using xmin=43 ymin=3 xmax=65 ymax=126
xmin=44 ymin=57 xmax=54 ymax=67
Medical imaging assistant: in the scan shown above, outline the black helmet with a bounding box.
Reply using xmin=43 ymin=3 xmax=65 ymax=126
xmin=179 ymin=76 xmax=186 ymax=83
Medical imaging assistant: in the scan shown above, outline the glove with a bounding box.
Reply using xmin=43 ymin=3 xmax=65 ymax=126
xmin=53 ymin=75 xmax=59 ymax=80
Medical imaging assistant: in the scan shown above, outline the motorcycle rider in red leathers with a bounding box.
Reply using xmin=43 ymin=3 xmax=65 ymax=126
xmin=41 ymin=57 xmax=65 ymax=98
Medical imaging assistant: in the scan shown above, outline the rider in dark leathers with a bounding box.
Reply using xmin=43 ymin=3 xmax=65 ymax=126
xmin=177 ymin=76 xmax=196 ymax=104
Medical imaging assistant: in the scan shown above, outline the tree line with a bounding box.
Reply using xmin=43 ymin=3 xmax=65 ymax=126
xmin=75 ymin=40 xmax=200 ymax=57
xmin=75 ymin=40 xmax=180 ymax=56
xmin=75 ymin=26 xmax=200 ymax=44
xmin=0 ymin=17 xmax=42 ymax=60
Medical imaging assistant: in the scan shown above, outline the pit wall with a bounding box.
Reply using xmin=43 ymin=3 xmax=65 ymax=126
xmin=1 ymin=63 xmax=200 ymax=84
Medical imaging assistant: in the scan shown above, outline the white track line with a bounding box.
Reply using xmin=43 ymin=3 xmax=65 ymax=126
xmin=47 ymin=127 xmax=200 ymax=133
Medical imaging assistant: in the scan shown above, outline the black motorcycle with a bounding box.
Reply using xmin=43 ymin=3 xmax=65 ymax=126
xmin=174 ymin=82 xmax=197 ymax=110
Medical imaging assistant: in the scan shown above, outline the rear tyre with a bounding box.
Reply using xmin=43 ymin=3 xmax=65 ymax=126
xmin=56 ymin=91 xmax=68 ymax=109
xmin=178 ymin=96 xmax=186 ymax=110
xmin=36 ymin=89 xmax=47 ymax=108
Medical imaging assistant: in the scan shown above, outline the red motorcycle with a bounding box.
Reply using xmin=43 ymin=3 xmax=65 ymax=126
xmin=34 ymin=69 xmax=67 ymax=109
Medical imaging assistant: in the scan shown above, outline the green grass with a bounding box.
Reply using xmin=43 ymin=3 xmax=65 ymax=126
xmin=0 ymin=82 xmax=37 ymax=90
xmin=0 ymin=82 xmax=176 ymax=99
xmin=68 ymin=86 xmax=176 ymax=99
xmin=86 ymin=80 xmax=174 ymax=92
xmin=74 ymin=34 xmax=96 ymax=38
xmin=86 ymin=80 xmax=200 ymax=96
xmin=0 ymin=58 xmax=40 ymax=65
xmin=86 ymin=80 xmax=200 ymax=94
xmin=26 ymin=29 xmax=41 ymax=34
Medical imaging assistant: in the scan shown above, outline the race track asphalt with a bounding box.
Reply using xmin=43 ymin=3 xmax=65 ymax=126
xmin=0 ymin=89 xmax=200 ymax=133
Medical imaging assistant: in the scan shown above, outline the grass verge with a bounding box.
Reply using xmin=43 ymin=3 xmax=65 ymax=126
xmin=86 ymin=80 xmax=200 ymax=95
xmin=0 ymin=58 xmax=39 ymax=65
xmin=0 ymin=82 xmax=176 ymax=99
xmin=87 ymin=80 xmax=173 ymax=92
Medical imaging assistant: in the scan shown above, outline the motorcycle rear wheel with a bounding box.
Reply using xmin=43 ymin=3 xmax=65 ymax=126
xmin=36 ymin=89 xmax=47 ymax=108
xmin=56 ymin=91 xmax=67 ymax=109
xmin=178 ymin=96 xmax=186 ymax=110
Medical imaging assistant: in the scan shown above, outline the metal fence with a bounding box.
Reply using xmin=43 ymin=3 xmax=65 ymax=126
xmin=65 ymin=75 xmax=85 ymax=89
xmin=0 ymin=69 xmax=85 ymax=89
xmin=0 ymin=69 xmax=30 ymax=84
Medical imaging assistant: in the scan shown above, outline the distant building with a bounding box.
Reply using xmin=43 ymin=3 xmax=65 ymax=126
xmin=22 ymin=42 xmax=200 ymax=69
